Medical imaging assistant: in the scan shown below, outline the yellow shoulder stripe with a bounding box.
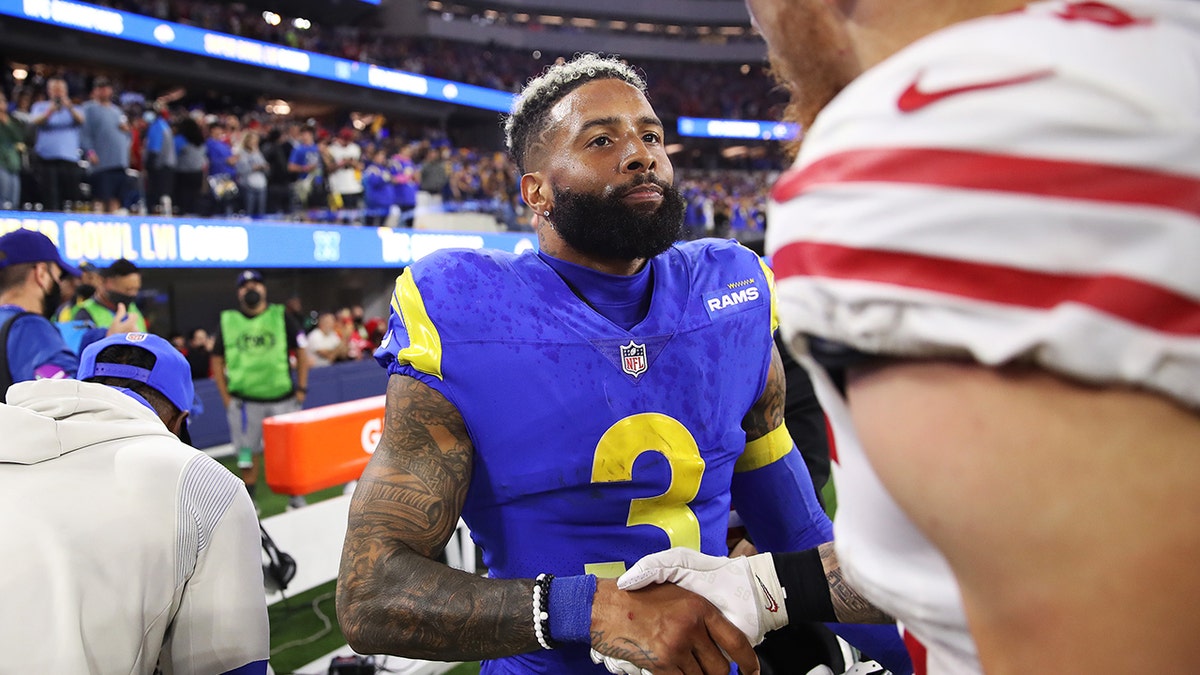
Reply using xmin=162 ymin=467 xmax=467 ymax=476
xmin=757 ymin=258 xmax=779 ymax=334
xmin=390 ymin=268 xmax=444 ymax=380
xmin=735 ymin=423 xmax=793 ymax=473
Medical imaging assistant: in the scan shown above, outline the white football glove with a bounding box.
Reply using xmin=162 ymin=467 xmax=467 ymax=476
xmin=589 ymin=648 xmax=651 ymax=675
xmin=617 ymin=547 xmax=789 ymax=646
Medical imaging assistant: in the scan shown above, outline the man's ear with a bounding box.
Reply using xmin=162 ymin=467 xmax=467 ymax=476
xmin=168 ymin=409 xmax=189 ymax=438
xmin=521 ymin=172 xmax=551 ymax=215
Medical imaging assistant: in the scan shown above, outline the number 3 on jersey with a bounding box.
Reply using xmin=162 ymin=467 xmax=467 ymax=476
xmin=586 ymin=413 xmax=706 ymax=578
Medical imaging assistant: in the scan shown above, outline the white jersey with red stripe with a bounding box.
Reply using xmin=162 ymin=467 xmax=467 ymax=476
xmin=766 ymin=1 xmax=1200 ymax=672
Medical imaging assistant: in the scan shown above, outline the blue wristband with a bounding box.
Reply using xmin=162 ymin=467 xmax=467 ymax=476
xmin=548 ymin=574 xmax=596 ymax=644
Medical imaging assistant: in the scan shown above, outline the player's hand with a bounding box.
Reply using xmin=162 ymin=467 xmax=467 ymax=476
xmin=618 ymin=548 xmax=789 ymax=647
xmin=106 ymin=304 xmax=138 ymax=336
xmin=590 ymin=577 xmax=759 ymax=675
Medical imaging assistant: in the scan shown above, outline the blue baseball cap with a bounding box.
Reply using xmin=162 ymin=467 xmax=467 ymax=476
xmin=0 ymin=229 xmax=81 ymax=277
xmin=78 ymin=332 xmax=194 ymax=416
xmin=237 ymin=269 xmax=264 ymax=287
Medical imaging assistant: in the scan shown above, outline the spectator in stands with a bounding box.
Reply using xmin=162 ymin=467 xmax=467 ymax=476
xmin=0 ymin=332 xmax=269 ymax=675
xmin=0 ymin=91 xmax=25 ymax=209
xmin=173 ymin=115 xmax=207 ymax=216
xmin=210 ymin=270 xmax=310 ymax=509
xmin=417 ymin=143 xmax=451 ymax=207
xmin=284 ymin=293 xmax=313 ymax=332
xmin=306 ymin=312 xmax=346 ymax=368
xmin=260 ymin=127 xmax=293 ymax=215
xmin=9 ymin=87 xmax=34 ymax=125
xmin=142 ymin=101 xmax=176 ymax=215
xmin=482 ymin=150 xmax=519 ymax=230
xmin=185 ymin=327 xmax=212 ymax=380
xmin=287 ymin=126 xmax=320 ymax=211
xmin=235 ymin=130 xmax=269 ymax=217
xmin=80 ymin=77 xmax=132 ymax=214
xmin=29 ymin=77 xmax=84 ymax=211
xmin=361 ymin=147 xmax=394 ymax=226
xmin=325 ymin=128 xmax=363 ymax=213
xmin=74 ymin=258 xmax=147 ymax=332
xmin=204 ymin=121 xmax=237 ymax=216
xmin=389 ymin=144 xmax=418 ymax=227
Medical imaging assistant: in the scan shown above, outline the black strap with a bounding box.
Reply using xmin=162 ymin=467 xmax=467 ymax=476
xmin=0 ymin=311 xmax=35 ymax=404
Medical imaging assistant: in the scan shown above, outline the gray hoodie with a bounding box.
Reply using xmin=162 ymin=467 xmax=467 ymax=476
xmin=0 ymin=379 xmax=268 ymax=674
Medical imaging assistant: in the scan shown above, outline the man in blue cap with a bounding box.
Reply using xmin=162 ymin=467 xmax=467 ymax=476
xmin=0 ymin=332 xmax=269 ymax=674
xmin=0 ymin=228 xmax=137 ymax=402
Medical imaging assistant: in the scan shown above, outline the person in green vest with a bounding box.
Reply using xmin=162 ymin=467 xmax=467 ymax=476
xmin=73 ymin=258 xmax=147 ymax=332
xmin=210 ymin=270 xmax=310 ymax=509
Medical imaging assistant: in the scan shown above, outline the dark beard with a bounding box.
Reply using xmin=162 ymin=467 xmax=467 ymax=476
xmin=550 ymin=175 xmax=685 ymax=262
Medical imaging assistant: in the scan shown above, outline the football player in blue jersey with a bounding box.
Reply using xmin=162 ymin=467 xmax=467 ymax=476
xmin=337 ymin=53 xmax=910 ymax=675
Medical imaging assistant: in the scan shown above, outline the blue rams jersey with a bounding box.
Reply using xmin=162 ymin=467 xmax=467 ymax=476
xmin=376 ymin=238 xmax=777 ymax=674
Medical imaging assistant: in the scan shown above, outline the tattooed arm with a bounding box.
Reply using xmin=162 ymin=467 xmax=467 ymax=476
xmin=336 ymin=374 xmax=756 ymax=669
xmin=817 ymin=542 xmax=894 ymax=624
xmin=336 ymin=374 xmax=537 ymax=660
xmin=730 ymin=343 xmax=834 ymax=554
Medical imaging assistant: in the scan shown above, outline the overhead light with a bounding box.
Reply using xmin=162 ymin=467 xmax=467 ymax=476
xmin=427 ymin=1 xmax=443 ymax=9
xmin=609 ymin=20 xmax=627 ymax=30
xmin=665 ymin=25 xmax=683 ymax=35
xmin=513 ymin=13 xmax=530 ymax=22
xmin=293 ymin=17 xmax=311 ymax=30
xmin=719 ymin=26 xmax=745 ymax=36
xmin=265 ymin=99 xmax=291 ymax=116
xmin=570 ymin=17 xmax=596 ymax=28
xmin=634 ymin=22 xmax=656 ymax=32
xmin=540 ymin=15 xmax=564 ymax=25
xmin=262 ymin=11 xmax=281 ymax=26
xmin=740 ymin=64 xmax=751 ymax=75
xmin=12 ymin=68 xmax=27 ymax=81
xmin=720 ymin=145 xmax=749 ymax=158
xmin=532 ymin=50 xmax=542 ymax=59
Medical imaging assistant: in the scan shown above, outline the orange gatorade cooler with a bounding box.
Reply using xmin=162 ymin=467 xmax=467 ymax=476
xmin=263 ymin=395 xmax=386 ymax=496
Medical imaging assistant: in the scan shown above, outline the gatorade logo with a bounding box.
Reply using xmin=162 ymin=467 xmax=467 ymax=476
xmin=361 ymin=417 xmax=383 ymax=454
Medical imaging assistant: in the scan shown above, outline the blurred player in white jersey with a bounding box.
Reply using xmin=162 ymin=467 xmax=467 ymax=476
xmin=618 ymin=1 xmax=1200 ymax=673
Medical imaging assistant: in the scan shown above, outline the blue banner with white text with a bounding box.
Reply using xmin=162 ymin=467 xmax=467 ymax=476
xmin=0 ymin=211 xmax=539 ymax=269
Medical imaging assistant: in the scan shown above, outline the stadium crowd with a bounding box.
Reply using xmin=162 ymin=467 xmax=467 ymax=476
xmin=94 ymin=0 xmax=785 ymax=121
xmin=1 ymin=64 xmax=777 ymax=240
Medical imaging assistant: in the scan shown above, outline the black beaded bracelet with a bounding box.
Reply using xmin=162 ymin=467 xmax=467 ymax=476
xmin=532 ymin=573 xmax=556 ymax=650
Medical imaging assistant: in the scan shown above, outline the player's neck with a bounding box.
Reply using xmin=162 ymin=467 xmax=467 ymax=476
xmin=535 ymin=228 xmax=647 ymax=276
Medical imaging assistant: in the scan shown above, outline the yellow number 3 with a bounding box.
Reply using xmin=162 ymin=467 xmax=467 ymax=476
xmin=585 ymin=413 xmax=706 ymax=578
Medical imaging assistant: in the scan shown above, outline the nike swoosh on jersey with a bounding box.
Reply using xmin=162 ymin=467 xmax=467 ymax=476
xmin=898 ymin=69 xmax=1054 ymax=113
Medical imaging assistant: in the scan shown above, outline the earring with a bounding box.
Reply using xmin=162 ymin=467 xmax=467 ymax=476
xmin=543 ymin=210 xmax=550 ymax=217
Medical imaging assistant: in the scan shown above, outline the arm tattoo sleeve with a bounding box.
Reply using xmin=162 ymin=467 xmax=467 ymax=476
xmin=743 ymin=343 xmax=787 ymax=441
xmin=336 ymin=374 xmax=541 ymax=660
xmin=820 ymin=542 xmax=895 ymax=624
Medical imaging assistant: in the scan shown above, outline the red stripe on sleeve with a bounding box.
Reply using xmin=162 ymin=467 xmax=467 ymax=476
xmin=774 ymin=241 xmax=1200 ymax=336
xmin=903 ymin=628 xmax=929 ymax=675
xmin=772 ymin=148 xmax=1200 ymax=217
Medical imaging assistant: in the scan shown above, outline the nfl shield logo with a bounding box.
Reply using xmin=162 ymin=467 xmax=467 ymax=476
xmin=620 ymin=340 xmax=648 ymax=378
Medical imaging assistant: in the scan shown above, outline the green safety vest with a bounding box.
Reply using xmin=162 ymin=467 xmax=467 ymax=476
xmin=219 ymin=304 xmax=294 ymax=401
xmin=73 ymin=297 xmax=147 ymax=332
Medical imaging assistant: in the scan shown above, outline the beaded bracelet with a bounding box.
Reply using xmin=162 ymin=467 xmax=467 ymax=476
xmin=532 ymin=573 xmax=556 ymax=650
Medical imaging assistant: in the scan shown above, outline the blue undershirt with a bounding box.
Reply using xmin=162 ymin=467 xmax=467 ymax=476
xmin=537 ymin=252 xmax=653 ymax=331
